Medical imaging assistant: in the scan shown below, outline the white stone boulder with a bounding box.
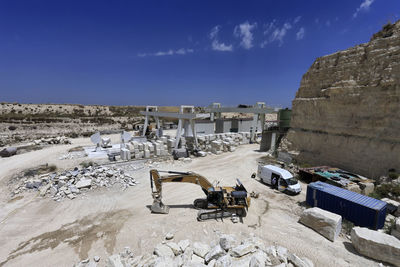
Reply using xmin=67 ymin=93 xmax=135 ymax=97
xmin=219 ymin=234 xmax=237 ymax=251
xmin=106 ymin=254 xmax=125 ymax=267
xmin=182 ymin=247 xmax=194 ymax=265
xmin=40 ymin=184 xmax=51 ymax=196
xmin=178 ymin=239 xmax=190 ymax=252
xmin=205 ymin=245 xmax=225 ymax=263
xmin=75 ymin=178 xmax=92 ymax=189
xmin=153 ymin=256 xmax=175 ymax=267
xmin=154 ymin=243 xmax=175 ymax=258
xmin=214 ymin=254 xmax=232 ymax=267
xmin=299 ymin=207 xmax=342 ymax=241
xmin=288 ymin=253 xmax=313 ymax=267
xmin=166 ymin=242 xmax=181 ymax=256
xmin=249 ymin=250 xmax=270 ymax=267
xmin=351 ymin=227 xmax=400 ymax=266
xmin=230 ymin=242 xmax=255 ymax=257
xmin=276 ymin=246 xmax=288 ymax=264
xmin=191 ymin=254 xmax=205 ymax=265
xmin=359 ymin=182 xmax=374 ymax=196
xmin=193 ymin=242 xmax=211 ymax=258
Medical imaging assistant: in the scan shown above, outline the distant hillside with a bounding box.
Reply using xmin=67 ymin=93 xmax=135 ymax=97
xmin=0 ymin=103 xmax=179 ymax=146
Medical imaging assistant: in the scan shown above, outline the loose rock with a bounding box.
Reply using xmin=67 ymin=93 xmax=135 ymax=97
xmin=193 ymin=242 xmax=211 ymax=258
xmin=165 ymin=232 xmax=174 ymax=240
xmin=230 ymin=242 xmax=255 ymax=257
xmin=154 ymin=243 xmax=175 ymax=258
xmin=205 ymin=245 xmax=225 ymax=263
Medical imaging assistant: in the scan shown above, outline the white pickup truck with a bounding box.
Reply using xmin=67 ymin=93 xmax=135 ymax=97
xmin=257 ymin=165 xmax=301 ymax=194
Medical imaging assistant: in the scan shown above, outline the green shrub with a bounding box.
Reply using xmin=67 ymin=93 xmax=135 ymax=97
xmin=342 ymin=219 xmax=354 ymax=235
xmin=370 ymin=183 xmax=400 ymax=199
xmin=299 ymin=162 xmax=312 ymax=168
xmin=368 ymin=191 xmax=382 ymax=199
xmin=388 ymin=172 xmax=399 ymax=180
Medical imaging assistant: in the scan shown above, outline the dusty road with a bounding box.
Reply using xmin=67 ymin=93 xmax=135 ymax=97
xmin=0 ymin=141 xmax=380 ymax=267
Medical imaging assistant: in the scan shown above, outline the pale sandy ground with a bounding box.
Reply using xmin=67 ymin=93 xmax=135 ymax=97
xmin=0 ymin=136 xmax=382 ymax=267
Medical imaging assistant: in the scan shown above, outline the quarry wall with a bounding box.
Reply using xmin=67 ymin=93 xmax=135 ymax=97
xmin=286 ymin=21 xmax=400 ymax=179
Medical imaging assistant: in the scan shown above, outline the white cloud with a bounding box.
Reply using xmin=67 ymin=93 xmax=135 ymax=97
xmin=137 ymin=48 xmax=194 ymax=57
xmin=234 ymin=21 xmax=257 ymax=49
xmin=211 ymin=40 xmax=233 ymax=51
xmin=263 ymin=20 xmax=276 ymax=35
xmin=271 ymin=23 xmax=292 ymax=46
xmin=261 ymin=21 xmax=293 ymax=47
xmin=296 ymin=27 xmax=305 ymax=40
xmin=155 ymin=50 xmax=174 ymax=56
xmin=175 ymin=48 xmax=194 ymax=55
xmin=209 ymin=25 xmax=220 ymax=39
xmin=209 ymin=25 xmax=233 ymax=52
xmin=294 ymin=16 xmax=302 ymax=24
xmin=353 ymin=0 xmax=375 ymax=18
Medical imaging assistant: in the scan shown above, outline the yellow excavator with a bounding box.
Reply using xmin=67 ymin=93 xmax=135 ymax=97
xmin=149 ymin=169 xmax=251 ymax=221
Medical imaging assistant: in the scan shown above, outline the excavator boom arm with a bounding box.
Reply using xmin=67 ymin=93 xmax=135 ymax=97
xmin=150 ymin=169 xmax=213 ymax=196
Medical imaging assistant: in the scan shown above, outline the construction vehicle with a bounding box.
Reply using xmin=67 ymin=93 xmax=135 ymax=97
xmin=257 ymin=165 xmax=301 ymax=194
xmin=149 ymin=169 xmax=251 ymax=221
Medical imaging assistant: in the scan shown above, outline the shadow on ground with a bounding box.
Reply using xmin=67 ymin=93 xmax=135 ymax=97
xmin=0 ymin=209 xmax=132 ymax=266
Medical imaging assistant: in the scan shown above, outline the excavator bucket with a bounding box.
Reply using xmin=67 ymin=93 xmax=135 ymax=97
xmin=150 ymin=200 xmax=170 ymax=214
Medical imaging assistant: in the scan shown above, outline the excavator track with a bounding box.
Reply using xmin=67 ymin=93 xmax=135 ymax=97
xmin=193 ymin=198 xmax=208 ymax=209
xmin=197 ymin=208 xmax=246 ymax=221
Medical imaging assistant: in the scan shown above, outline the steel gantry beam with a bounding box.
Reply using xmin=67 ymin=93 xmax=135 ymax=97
xmin=205 ymin=102 xmax=276 ymax=142
xmin=140 ymin=105 xmax=210 ymax=149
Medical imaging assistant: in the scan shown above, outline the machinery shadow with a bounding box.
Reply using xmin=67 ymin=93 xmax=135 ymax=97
xmin=145 ymin=204 xmax=195 ymax=211
xmin=253 ymin=177 xmax=276 ymax=190
xmin=297 ymin=200 xmax=309 ymax=208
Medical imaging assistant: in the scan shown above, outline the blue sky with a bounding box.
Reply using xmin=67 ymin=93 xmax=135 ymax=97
xmin=0 ymin=0 xmax=399 ymax=108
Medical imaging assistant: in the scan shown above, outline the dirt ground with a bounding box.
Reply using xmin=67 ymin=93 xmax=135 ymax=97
xmin=0 ymin=136 xmax=381 ymax=267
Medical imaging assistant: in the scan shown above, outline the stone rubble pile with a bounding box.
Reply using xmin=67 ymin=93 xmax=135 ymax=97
xmin=32 ymin=136 xmax=71 ymax=145
xmin=376 ymin=175 xmax=400 ymax=202
xmin=120 ymin=139 xmax=170 ymax=160
xmin=107 ymin=132 xmax=253 ymax=161
xmin=16 ymin=165 xmax=139 ymax=201
xmin=73 ymin=232 xmax=314 ymax=267
xmin=187 ymin=132 xmax=251 ymax=155
xmin=59 ymin=151 xmax=87 ymax=160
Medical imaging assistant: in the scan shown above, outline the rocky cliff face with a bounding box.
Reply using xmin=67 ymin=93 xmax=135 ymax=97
xmin=286 ymin=21 xmax=400 ymax=179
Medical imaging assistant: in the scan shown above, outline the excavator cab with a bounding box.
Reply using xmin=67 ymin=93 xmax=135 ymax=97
xmin=234 ymin=179 xmax=247 ymax=192
xmin=206 ymin=187 xmax=225 ymax=207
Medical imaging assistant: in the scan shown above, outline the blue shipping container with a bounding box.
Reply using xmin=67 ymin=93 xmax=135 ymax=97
xmin=306 ymin=181 xmax=387 ymax=230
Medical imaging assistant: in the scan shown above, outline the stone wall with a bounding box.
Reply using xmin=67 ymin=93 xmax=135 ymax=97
xmin=286 ymin=21 xmax=400 ymax=179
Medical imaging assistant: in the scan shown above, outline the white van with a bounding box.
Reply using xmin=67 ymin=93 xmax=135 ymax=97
xmin=257 ymin=165 xmax=301 ymax=194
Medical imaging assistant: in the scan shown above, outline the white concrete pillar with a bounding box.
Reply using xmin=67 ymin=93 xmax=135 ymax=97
xmin=175 ymin=119 xmax=183 ymax=149
xmin=270 ymin=132 xmax=277 ymax=151
xmin=142 ymin=115 xmax=148 ymax=137
xmin=190 ymin=119 xmax=198 ymax=147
